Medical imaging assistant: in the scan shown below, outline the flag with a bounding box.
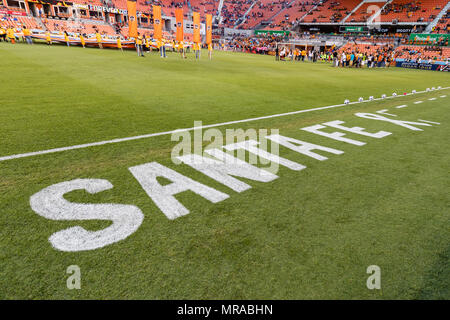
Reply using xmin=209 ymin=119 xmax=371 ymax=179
xmin=175 ymin=7 xmax=183 ymax=42
xmin=206 ymin=14 xmax=212 ymax=45
xmin=193 ymin=11 xmax=200 ymax=44
xmin=127 ymin=0 xmax=138 ymax=38
xmin=153 ymin=5 xmax=162 ymax=40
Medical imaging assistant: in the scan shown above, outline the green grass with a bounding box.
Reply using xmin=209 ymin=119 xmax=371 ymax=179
xmin=0 ymin=42 xmax=449 ymax=299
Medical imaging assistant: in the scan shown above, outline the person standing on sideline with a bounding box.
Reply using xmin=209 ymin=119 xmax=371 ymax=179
xmin=159 ymin=38 xmax=166 ymax=58
xmin=0 ymin=26 xmax=7 ymax=42
xmin=195 ymin=42 xmax=200 ymax=60
xmin=7 ymin=27 xmax=16 ymax=44
xmin=80 ymin=33 xmax=86 ymax=48
xmin=179 ymin=40 xmax=186 ymax=59
xmin=208 ymin=42 xmax=212 ymax=60
xmin=96 ymin=32 xmax=103 ymax=49
xmin=117 ymin=36 xmax=122 ymax=51
xmin=136 ymin=33 xmax=144 ymax=57
xmin=64 ymin=31 xmax=70 ymax=47
xmin=275 ymin=45 xmax=279 ymax=61
xmin=145 ymin=34 xmax=151 ymax=52
xmin=45 ymin=31 xmax=52 ymax=45
xmin=22 ymin=26 xmax=32 ymax=44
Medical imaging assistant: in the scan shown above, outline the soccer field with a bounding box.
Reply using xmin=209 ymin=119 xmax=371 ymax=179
xmin=0 ymin=42 xmax=449 ymax=299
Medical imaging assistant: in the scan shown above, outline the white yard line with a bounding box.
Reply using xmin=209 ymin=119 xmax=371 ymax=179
xmin=414 ymin=101 xmax=424 ymax=104
xmin=395 ymin=105 xmax=408 ymax=109
xmin=1 ymin=87 xmax=449 ymax=163
xmin=428 ymin=98 xmax=437 ymax=101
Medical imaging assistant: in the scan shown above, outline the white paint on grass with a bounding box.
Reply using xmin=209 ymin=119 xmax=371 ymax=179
xmin=265 ymin=134 xmax=344 ymax=161
xmin=395 ymin=105 xmax=407 ymax=109
xmin=301 ymin=124 xmax=366 ymax=146
xmin=1 ymin=87 xmax=448 ymax=163
xmin=354 ymin=113 xmax=433 ymax=131
xmin=322 ymin=120 xmax=392 ymax=138
xmin=414 ymin=101 xmax=423 ymax=104
xmin=129 ymin=162 xmax=229 ymax=220
xmin=29 ymin=179 xmax=144 ymax=252
xmin=418 ymin=119 xmax=441 ymax=125
xmin=177 ymin=149 xmax=278 ymax=193
xmin=223 ymin=140 xmax=306 ymax=171
xmin=376 ymin=109 xmax=397 ymax=117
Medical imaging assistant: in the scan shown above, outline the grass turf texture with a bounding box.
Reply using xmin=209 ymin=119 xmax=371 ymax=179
xmin=0 ymin=42 xmax=449 ymax=299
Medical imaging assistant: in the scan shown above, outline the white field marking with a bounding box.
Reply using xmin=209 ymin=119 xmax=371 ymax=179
xmin=1 ymin=87 xmax=449 ymax=163
xmin=418 ymin=119 xmax=441 ymax=125
xmin=395 ymin=105 xmax=407 ymax=109
xmin=376 ymin=109 xmax=397 ymax=117
xmin=414 ymin=101 xmax=423 ymax=104
xmin=440 ymin=95 xmax=447 ymax=98
xmin=428 ymin=98 xmax=437 ymax=101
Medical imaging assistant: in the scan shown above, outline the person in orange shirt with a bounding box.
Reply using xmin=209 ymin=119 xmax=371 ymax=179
xmin=7 ymin=27 xmax=16 ymax=44
xmin=135 ymin=33 xmax=144 ymax=57
xmin=64 ymin=31 xmax=70 ymax=47
xmin=80 ymin=33 xmax=86 ymax=48
xmin=22 ymin=26 xmax=33 ymax=44
xmin=96 ymin=32 xmax=103 ymax=49
xmin=0 ymin=26 xmax=6 ymax=42
xmin=117 ymin=36 xmax=122 ymax=51
xmin=45 ymin=31 xmax=52 ymax=45
xmin=208 ymin=43 xmax=212 ymax=60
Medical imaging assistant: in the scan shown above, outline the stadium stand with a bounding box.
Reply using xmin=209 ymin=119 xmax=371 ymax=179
xmin=268 ymin=0 xmax=319 ymax=30
xmin=238 ymin=0 xmax=287 ymax=29
xmin=302 ymin=0 xmax=362 ymax=23
xmin=432 ymin=9 xmax=449 ymax=33
xmin=380 ymin=0 xmax=448 ymax=23
xmin=346 ymin=1 xmax=386 ymax=23
xmin=189 ymin=0 xmax=220 ymax=16
xmin=220 ymin=0 xmax=254 ymax=28
xmin=395 ymin=45 xmax=450 ymax=61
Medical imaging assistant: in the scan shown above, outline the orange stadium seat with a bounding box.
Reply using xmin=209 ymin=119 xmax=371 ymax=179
xmin=346 ymin=1 xmax=386 ymax=23
xmin=302 ymin=0 xmax=362 ymax=23
xmin=380 ymin=0 xmax=448 ymax=23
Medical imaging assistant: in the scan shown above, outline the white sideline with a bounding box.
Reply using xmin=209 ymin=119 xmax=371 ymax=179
xmin=1 ymin=87 xmax=449 ymax=163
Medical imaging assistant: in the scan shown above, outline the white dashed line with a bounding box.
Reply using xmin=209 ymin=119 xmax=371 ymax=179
xmin=440 ymin=95 xmax=447 ymax=98
xmin=428 ymin=98 xmax=437 ymax=101
xmin=414 ymin=101 xmax=423 ymax=104
xmin=395 ymin=105 xmax=408 ymax=109
xmin=419 ymin=119 xmax=441 ymax=125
